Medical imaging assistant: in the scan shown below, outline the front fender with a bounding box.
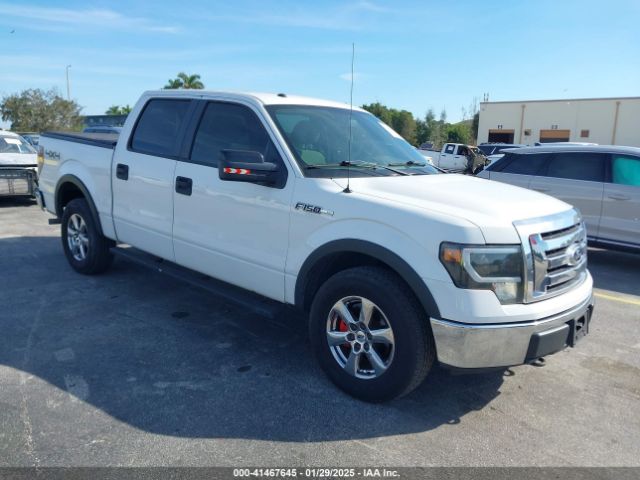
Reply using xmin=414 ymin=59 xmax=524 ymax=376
xmin=287 ymin=218 xmax=448 ymax=317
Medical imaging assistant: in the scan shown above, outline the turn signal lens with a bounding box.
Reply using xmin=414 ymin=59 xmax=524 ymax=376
xmin=441 ymin=246 xmax=463 ymax=264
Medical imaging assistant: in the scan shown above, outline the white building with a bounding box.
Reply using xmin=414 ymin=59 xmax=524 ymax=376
xmin=477 ymin=96 xmax=640 ymax=147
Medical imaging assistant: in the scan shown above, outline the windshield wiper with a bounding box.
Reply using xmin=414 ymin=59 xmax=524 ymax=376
xmin=387 ymin=160 xmax=428 ymax=167
xmin=306 ymin=160 xmax=408 ymax=176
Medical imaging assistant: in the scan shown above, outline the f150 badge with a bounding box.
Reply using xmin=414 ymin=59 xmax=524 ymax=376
xmin=295 ymin=202 xmax=334 ymax=216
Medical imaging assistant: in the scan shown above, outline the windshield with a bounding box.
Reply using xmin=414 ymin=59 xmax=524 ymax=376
xmin=266 ymin=105 xmax=439 ymax=177
xmin=0 ymin=135 xmax=37 ymax=154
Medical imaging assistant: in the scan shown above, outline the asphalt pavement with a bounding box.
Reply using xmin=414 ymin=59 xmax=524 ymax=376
xmin=0 ymin=197 xmax=639 ymax=467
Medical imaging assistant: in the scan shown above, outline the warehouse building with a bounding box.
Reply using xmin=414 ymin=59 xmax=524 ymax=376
xmin=477 ymin=96 xmax=640 ymax=147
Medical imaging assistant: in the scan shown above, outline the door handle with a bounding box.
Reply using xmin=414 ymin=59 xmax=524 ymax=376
xmin=175 ymin=176 xmax=193 ymax=196
xmin=533 ymin=187 xmax=549 ymax=192
xmin=608 ymin=194 xmax=630 ymax=201
xmin=116 ymin=163 xmax=129 ymax=180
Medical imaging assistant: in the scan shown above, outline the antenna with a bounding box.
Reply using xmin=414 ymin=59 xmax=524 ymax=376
xmin=344 ymin=42 xmax=355 ymax=194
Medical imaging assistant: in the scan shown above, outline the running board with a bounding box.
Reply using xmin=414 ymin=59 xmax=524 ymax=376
xmin=111 ymin=246 xmax=288 ymax=321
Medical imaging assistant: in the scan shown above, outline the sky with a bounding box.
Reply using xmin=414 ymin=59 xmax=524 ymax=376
xmin=0 ymin=0 xmax=639 ymax=124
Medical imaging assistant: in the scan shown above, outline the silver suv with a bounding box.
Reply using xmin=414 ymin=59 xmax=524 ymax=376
xmin=478 ymin=145 xmax=640 ymax=252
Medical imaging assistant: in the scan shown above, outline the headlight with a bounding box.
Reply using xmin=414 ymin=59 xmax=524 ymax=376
xmin=440 ymin=242 xmax=524 ymax=304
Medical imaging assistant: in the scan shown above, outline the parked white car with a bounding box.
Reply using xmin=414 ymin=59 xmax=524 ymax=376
xmin=0 ymin=130 xmax=38 ymax=197
xmin=478 ymin=145 xmax=640 ymax=251
xmin=37 ymin=90 xmax=594 ymax=401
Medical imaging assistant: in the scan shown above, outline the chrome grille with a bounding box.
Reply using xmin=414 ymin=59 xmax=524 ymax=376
xmin=514 ymin=209 xmax=588 ymax=303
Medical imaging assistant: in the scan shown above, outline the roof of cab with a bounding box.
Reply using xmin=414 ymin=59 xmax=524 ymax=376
xmin=141 ymin=90 xmax=365 ymax=111
xmin=504 ymin=144 xmax=640 ymax=155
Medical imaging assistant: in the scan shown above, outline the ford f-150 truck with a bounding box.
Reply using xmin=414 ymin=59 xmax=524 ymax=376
xmin=36 ymin=91 xmax=594 ymax=402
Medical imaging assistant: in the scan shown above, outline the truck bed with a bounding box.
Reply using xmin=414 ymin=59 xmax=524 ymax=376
xmin=41 ymin=131 xmax=119 ymax=149
xmin=38 ymin=131 xmax=118 ymax=232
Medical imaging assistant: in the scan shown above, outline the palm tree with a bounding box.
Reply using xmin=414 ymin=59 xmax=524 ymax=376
xmin=163 ymin=78 xmax=183 ymax=89
xmin=105 ymin=104 xmax=133 ymax=115
xmin=163 ymin=72 xmax=204 ymax=90
xmin=177 ymin=72 xmax=204 ymax=89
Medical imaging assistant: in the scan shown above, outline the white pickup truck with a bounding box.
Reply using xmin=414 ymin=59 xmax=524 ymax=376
xmin=421 ymin=142 xmax=487 ymax=173
xmin=0 ymin=131 xmax=38 ymax=197
xmin=36 ymin=90 xmax=594 ymax=402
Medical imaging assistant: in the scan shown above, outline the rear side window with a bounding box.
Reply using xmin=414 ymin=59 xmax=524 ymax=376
xmin=612 ymin=155 xmax=640 ymax=186
xmin=444 ymin=144 xmax=455 ymax=154
xmin=130 ymin=99 xmax=191 ymax=157
xmin=496 ymin=153 xmax=547 ymax=175
xmin=190 ymin=102 xmax=281 ymax=167
xmin=544 ymin=152 xmax=606 ymax=182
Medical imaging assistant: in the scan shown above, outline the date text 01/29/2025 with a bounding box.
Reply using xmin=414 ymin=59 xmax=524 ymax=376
xmin=232 ymin=468 xmax=400 ymax=478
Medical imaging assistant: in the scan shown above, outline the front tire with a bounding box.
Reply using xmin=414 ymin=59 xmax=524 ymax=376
xmin=61 ymin=198 xmax=113 ymax=274
xmin=309 ymin=266 xmax=435 ymax=402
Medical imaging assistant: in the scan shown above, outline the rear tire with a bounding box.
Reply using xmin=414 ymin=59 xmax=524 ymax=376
xmin=309 ymin=266 xmax=435 ymax=402
xmin=61 ymin=198 xmax=113 ymax=274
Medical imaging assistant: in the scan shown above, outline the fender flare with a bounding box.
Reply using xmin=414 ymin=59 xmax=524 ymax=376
xmin=54 ymin=174 xmax=104 ymax=236
xmin=295 ymin=239 xmax=441 ymax=318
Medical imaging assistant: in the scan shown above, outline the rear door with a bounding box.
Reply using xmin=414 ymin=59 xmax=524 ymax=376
xmin=172 ymin=100 xmax=293 ymax=301
xmin=529 ymin=152 xmax=606 ymax=239
xmin=599 ymin=154 xmax=640 ymax=247
xmin=485 ymin=152 xmax=547 ymax=189
xmin=112 ymin=98 xmax=195 ymax=260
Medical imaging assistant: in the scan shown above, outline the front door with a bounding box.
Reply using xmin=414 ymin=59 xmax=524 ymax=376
xmin=529 ymin=151 xmax=606 ymax=239
xmin=488 ymin=152 xmax=548 ymax=190
xmin=112 ymin=98 xmax=194 ymax=260
xmin=172 ymin=100 xmax=293 ymax=301
xmin=600 ymin=154 xmax=640 ymax=247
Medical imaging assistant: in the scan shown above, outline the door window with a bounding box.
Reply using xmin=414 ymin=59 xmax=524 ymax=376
xmin=611 ymin=155 xmax=640 ymax=186
xmin=444 ymin=144 xmax=455 ymax=154
xmin=544 ymin=152 xmax=606 ymax=182
xmin=496 ymin=153 xmax=547 ymax=175
xmin=130 ymin=99 xmax=191 ymax=157
xmin=190 ymin=102 xmax=282 ymax=167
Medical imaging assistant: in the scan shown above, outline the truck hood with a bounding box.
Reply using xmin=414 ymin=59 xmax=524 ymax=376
xmin=333 ymin=174 xmax=573 ymax=243
xmin=0 ymin=153 xmax=37 ymax=166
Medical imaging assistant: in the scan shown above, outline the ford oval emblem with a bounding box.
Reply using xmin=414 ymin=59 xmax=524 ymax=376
xmin=566 ymin=244 xmax=584 ymax=266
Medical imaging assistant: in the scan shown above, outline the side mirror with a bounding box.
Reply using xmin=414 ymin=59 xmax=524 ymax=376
xmin=219 ymin=149 xmax=282 ymax=187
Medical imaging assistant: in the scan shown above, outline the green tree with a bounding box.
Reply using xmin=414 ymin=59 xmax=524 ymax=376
xmin=361 ymin=102 xmax=393 ymax=125
xmin=362 ymin=103 xmax=417 ymax=145
xmin=1 ymin=88 xmax=83 ymax=132
xmin=390 ymin=110 xmax=417 ymax=145
xmin=105 ymin=105 xmax=132 ymax=115
xmin=416 ymin=108 xmax=438 ymax=146
xmin=163 ymin=78 xmax=183 ymax=89
xmin=472 ymin=112 xmax=479 ymax=143
xmin=445 ymin=123 xmax=472 ymax=144
xmin=163 ymin=72 xmax=204 ymax=90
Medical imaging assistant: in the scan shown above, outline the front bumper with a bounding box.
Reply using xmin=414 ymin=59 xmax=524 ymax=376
xmin=430 ymin=293 xmax=594 ymax=369
xmin=0 ymin=168 xmax=37 ymax=197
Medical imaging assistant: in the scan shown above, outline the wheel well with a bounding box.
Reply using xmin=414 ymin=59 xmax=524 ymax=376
xmin=296 ymin=240 xmax=441 ymax=319
xmin=56 ymin=181 xmax=85 ymax=216
xmin=300 ymin=252 xmax=403 ymax=312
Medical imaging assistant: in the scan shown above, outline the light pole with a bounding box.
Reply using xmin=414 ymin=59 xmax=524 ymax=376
xmin=65 ymin=65 xmax=71 ymax=100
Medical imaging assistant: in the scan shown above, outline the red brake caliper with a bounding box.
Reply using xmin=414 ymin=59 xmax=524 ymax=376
xmin=337 ymin=318 xmax=350 ymax=353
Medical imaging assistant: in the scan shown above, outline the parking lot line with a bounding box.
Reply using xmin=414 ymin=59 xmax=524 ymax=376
xmin=594 ymin=291 xmax=640 ymax=306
